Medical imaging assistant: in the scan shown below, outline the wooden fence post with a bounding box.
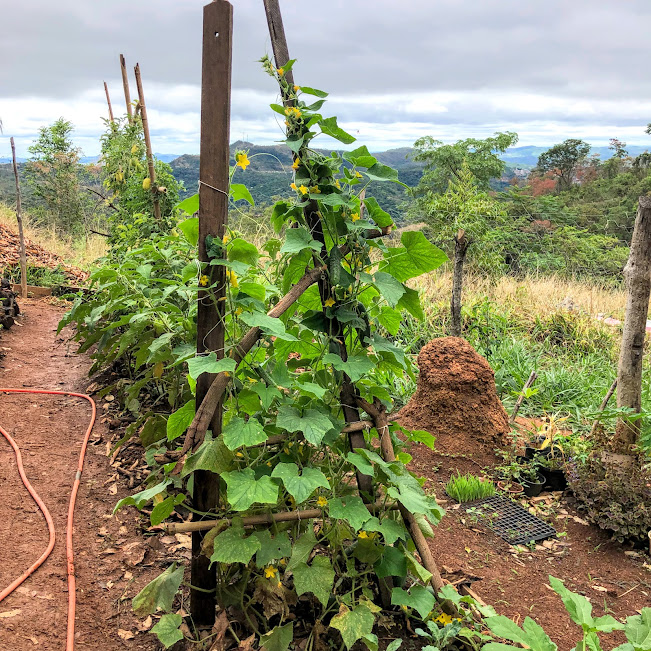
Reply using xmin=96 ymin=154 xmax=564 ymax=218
xmin=191 ymin=0 xmax=233 ymax=626
xmin=133 ymin=63 xmax=162 ymax=221
xmin=10 ymin=138 xmax=27 ymax=299
xmin=103 ymin=82 xmax=115 ymax=123
xmin=120 ymin=54 xmax=133 ymax=122
xmin=615 ymin=196 xmax=651 ymax=451
xmin=450 ymin=228 xmax=469 ymax=337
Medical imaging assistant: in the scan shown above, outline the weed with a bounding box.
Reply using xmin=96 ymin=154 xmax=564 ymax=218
xmin=446 ymin=472 xmax=496 ymax=503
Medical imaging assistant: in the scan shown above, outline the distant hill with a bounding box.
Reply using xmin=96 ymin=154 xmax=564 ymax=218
xmin=501 ymin=145 xmax=651 ymax=168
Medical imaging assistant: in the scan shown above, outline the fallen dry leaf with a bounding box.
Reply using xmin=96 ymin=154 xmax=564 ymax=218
xmin=0 ymin=609 xmax=21 ymax=619
xmin=117 ymin=629 xmax=135 ymax=640
xmin=136 ymin=616 xmax=153 ymax=632
xmin=108 ymin=483 xmax=118 ymax=495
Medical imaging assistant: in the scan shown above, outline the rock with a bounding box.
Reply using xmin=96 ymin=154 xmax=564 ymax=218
xmin=398 ymin=337 xmax=510 ymax=449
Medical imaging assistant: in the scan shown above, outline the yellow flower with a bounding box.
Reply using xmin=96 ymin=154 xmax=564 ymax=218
xmin=264 ymin=566 xmax=278 ymax=579
xmin=235 ymin=307 xmax=243 ymax=316
xmin=351 ymin=213 xmax=360 ymax=222
xmin=436 ymin=613 xmax=454 ymax=626
xmin=277 ymin=68 xmax=284 ymax=76
xmin=335 ymin=179 xmax=341 ymax=189
xmin=227 ymin=270 xmax=238 ymax=288
xmin=293 ymin=85 xmax=300 ymax=92
xmin=355 ymin=171 xmax=363 ymax=178
xmin=236 ymin=452 xmax=243 ymax=457
xmin=142 ymin=177 xmax=151 ymax=190
xmin=284 ymin=120 xmax=290 ymax=127
xmin=317 ymin=496 xmax=328 ymax=508
xmin=292 ymin=158 xmax=300 ymax=170
xmin=298 ymin=185 xmax=308 ymax=195
xmin=290 ymin=182 xmax=297 ymax=191
xmin=293 ymin=108 xmax=302 ymax=118
xmin=131 ymin=144 xmax=138 ymax=154
xmin=310 ymin=186 xmax=321 ymax=194
xmin=223 ymin=233 xmax=231 ymax=244
xmin=266 ymin=461 xmax=272 ymax=467
xmin=324 ymin=298 xmax=335 ymax=307
xmin=358 ymin=531 xmax=369 ymax=539
xmin=283 ymin=447 xmax=289 ymax=454
xmin=235 ymin=152 xmax=250 ymax=170
xmin=285 ymin=107 xmax=292 ymax=116
xmin=279 ymin=559 xmax=287 ymax=566
xmin=199 ymin=274 xmax=210 ymax=287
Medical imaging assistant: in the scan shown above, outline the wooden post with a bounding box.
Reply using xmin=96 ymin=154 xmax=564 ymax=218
xmin=10 ymin=138 xmax=27 ymax=299
xmin=191 ymin=0 xmax=233 ymax=626
xmin=451 ymin=228 xmax=469 ymax=337
xmin=615 ymin=196 xmax=651 ymax=451
xmin=103 ymin=82 xmax=115 ymax=123
xmin=510 ymin=371 xmax=537 ymax=424
xmin=133 ymin=63 xmax=161 ymax=221
xmin=120 ymin=54 xmax=133 ymax=121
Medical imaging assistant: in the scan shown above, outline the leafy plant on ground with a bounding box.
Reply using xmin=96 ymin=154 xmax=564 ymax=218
xmin=66 ymin=59 xmax=451 ymax=649
xmin=445 ymin=472 xmax=495 ymax=503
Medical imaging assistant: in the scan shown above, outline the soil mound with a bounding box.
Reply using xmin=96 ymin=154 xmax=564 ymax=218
xmin=0 ymin=223 xmax=88 ymax=284
xmin=398 ymin=337 xmax=510 ymax=456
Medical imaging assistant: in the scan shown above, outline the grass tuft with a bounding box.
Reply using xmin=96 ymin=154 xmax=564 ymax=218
xmin=446 ymin=472 xmax=496 ymax=503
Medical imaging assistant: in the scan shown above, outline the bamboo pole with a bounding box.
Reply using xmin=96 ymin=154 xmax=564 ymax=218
xmin=589 ymin=378 xmax=617 ymax=438
xmin=103 ymin=82 xmax=114 ymax=123
xmin=10 ymin=138 xmax=27 ymax=299
xmin=120 ymin=54 xmax=133 ymax=121
xmin=133 ymin=63 xmax=161 ymax=221
xmin=510 ymin=371 xmax=538 ymax=423
xmin=163 ymin=500 xmax=398 ymax=535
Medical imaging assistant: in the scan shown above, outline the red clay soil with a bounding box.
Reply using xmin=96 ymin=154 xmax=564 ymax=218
xmin=0 ymin=300 xmax=172 ymax=649
xmin=400 ymin=338 xmax=651 ymax=651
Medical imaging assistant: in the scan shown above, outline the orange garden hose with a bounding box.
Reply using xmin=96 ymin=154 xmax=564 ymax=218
xmin=0 ymin=388 xmax=96 ymax=651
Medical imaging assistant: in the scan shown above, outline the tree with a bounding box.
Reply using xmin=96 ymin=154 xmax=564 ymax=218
xmin=413 ymin=131 xmax=518 ymax=193
xmin=537 ymin=139 xmax=590 ymax=191
xmin=24 ymin=118 xmax=85 ymax=233
xmin=602 ymin=138 xmax=629 ymax=179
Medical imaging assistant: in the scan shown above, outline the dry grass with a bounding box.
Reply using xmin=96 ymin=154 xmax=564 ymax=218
xmin=414 ymin=271 xmax=627 ymax=321
xmin=0 ymin=202 xmax=106 ymax=268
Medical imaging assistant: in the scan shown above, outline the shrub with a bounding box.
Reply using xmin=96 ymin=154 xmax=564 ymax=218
xmin=568 ymin=455 xmax=651 ymax=545
xmin=445 ymin=472 xmax=495 ymax=503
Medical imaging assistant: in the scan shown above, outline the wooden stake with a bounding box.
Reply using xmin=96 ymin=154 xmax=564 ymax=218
xmin=615 ymin=196 xmax=651 ymax=450
xmin=589 ymin=378 xmax=617 ymax=438
xmin=120 ymin=54 xmax=133 ymax=121
xmin=10 ymin=138 xmax=27 ymax=299
xmin=510 ymin=371 xmax=538 ymax=424
xmin=133 ymin=63 xmax=161 ymax=221
xmin=451 ymin=228 xmax=469 ymax=337
xmin=103 ymin=82 xmax=115 ymax=123
xmin=191 ymin=0 xmax=233 ymax=626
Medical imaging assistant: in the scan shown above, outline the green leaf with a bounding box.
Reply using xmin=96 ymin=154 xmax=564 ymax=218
xmin=223 ymin=416 xmax=268 ymax=450
xmin=404 ymin=429 xmax=436 ymax=450
xmin=377 ymin=306 xmax=401 ymax=335
xmin=261 ymin=623 xmax=294 ymax=651
xmin=229 ymin=237 xmax=259 ymax=267
xmin=364 ymin=197 xmax=393 ymax=228
xmin=230 ymin=183 xmax=254 ymax=205
xmin=363 ymin=163 xmax=401 ymax=183
xmin=387 ymin=641 xmax=403 ymax=651
xmin=287 ymin=529 xmax=317 ymax=572
xmin=391 ymin=585 xmax=435 ymax=620
xmin=132 ymin=564 xmax=184 ymax=616
xmin=277 ymin=405 xmax=336 ymax=446
xmin=485 ymin=616 xmax=529 ymax=646
xmin=344 ymin=146 xmax=377 ymax=169
xmin=187 ymin=353 xmax=237 ymax=381
xmin=167 ymin=400 xmax=196 ymax=441
xmin=396 ymin=286 xmax=424 ymax=320
xmin=150 ymin=494 xmax=185 ymax=527
xmin=151 ymin=613 xmax=184 ymax=648
xmin=252 ymin=530 xmax=292 ymax=567
xmin=177 ymin=193 xmax=199 ymax=216
xmin=293 ymin=555 xmax=335 ymax=606
xmin=178 ymin=217 xmax=199 ymax=246
xmin=346 ymin=452 xmax=376 ymax=478
xmin=328 ymin=496 xmax=372 ymax=531
xmin=285 ymin=135 xmax=304 ymax=154
xmin=240 ymin=312 xmax=297 ymax=341
xmin=549 ymin=576 xmax=593 ymax=629
xmin=364 ymin=517 xmax=407 ymax=545
xmin=383 ymin=231 xmax=448 ymax=282
xmin=330 ymin=605 xmax=374 ymax=650
xmin=323 ymin=353 xmax=374 ymax=382
xmin=222 ymin=468 xmax=279 ymax=511
xmin=114 ymin=480 xmax=171 ymax=513
xmin=140 ymin=415 xmax=167 ymax=447
xmin=300 ymin=86 xmax=328 ymax=98
xmin=181 ymin=436 xmax=234 ymax=477
xmin=319 ymin=117 xmax=356 ymax=144
xmin=375 ymin=545 xmax=407 ymax=579
xmin=295 ymin=381 xmax=328 ymax=399
xmin=251 ymin=383 xmax=282 ymax=409
xmin=280 ymin=227 xmax=322 ymax=254
xmin=521 ymin=618 xmax=558 ymax=651
xmin=373 ymin=272 xmax=405 ymax=308
xmin=625 ymin=609 xmax=651 ymax=650
xmin=211 ymin=523 xmax=261 ymax=564
xmin=271 ymin=463 xmax=330 ymax=503
xmin=592 ymin=615 xmax=624 ymax=633
xmin=405 ymin=549 xmax=432 ymax=584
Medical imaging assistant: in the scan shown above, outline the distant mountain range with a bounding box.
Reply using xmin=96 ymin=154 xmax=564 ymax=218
xmin=0 ymin=153 xmax=182 ymax=165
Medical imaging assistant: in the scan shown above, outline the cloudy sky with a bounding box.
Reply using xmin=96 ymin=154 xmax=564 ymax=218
xmin=3 ymin=0 xmax=651 ymax=158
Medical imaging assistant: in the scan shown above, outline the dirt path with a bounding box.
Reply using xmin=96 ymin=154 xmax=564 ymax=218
xmin=0 ymin=299 xmax=166 ymax=650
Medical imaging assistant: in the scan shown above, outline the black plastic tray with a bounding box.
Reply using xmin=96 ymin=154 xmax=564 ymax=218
xmin=460 ymin=494 xmax=556 ymax=545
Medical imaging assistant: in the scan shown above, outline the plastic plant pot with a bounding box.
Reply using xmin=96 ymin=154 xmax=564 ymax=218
xmin=525 ymin=446 xmax=551 ymax=460
xmin=522 ymin=473 xmax=546 ymax=498
xmin=497 ymin=480 xmax=524 ymax=495
xmin=541 ymin=467 xmax=567 ymax=491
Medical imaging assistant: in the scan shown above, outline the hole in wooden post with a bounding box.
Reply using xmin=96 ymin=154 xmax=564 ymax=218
xmin=215 ymin=32 xmax=219 ymax=38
